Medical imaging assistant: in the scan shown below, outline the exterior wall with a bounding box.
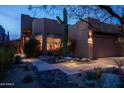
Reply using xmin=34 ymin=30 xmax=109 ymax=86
xmin=32 ymin=19 xmax=44 ymax=36
xmin=69 ymin=21 xmax=89 ymax=58
xmin=21 ymin=14 xmax=33 ymax=33
xmin=32 ymin=18 xmax=63 ymax=36
xmin=44 ymin=18 xmax=63 ymax=35
xmin=93 ymin=35 xmax=119 ymax=58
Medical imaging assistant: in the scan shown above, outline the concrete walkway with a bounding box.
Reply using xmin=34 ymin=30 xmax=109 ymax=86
xmin=22 ymin=57 xmax=124 ymax=75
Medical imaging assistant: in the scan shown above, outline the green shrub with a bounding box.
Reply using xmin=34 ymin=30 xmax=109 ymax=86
xmin=23 ymin=65 xmax=30 ymax=71
xmin=120 ymin=76 xmax=124 ymax=88
xmin=22 ymin=74 xmax=33 ymax=83
xmin=94 ymin=67 xmax=102 ymax=80
xmin=48 ymin=48 xmax=63 ymax=56
xmin=85 ymin=67 xmax=102 ymax=80
xmin=14 ymin=55 xmax=22 ymax=64
xmin=24 ymin=38 xmax=41 ymax=57
xmin=85 ymin=72 xmax=97 ymax=80
xmin=0 ymin=47 xmax=15 ymax=80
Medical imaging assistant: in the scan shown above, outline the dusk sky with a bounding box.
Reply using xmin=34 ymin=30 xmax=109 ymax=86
xmin=0 ymin=6 xmax=31 ymax=40
xmin=0 ymin=5 xmax=76 ymax=40
xmin=0 ymin=5 xmax=122 ymax=40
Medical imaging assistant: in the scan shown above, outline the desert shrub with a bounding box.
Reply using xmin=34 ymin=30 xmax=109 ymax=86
xmin=48 ymin=48 xmax=63 ymax=56
xmin=120 ymin=76 xmax=124 ymax=88
xmin=93 ymin=67 xmax=102 ymax=79
xmin=24 ymin=65 xmax=30 ymax=71
xmin=85 ymin=67 xmax=102 ymax=80
xmin=0 ymin=47 xmax=15 ymax=80
xmin=112 ymin=57 xmax=124 ymax=70
xmin=24 ymin=38 xmax=41 ymax=57
xmin=22 ymin=74 xmax=33 ymax=83
xmin=85 ymin=72 xmax=97 ymax=80
xmin=14 ymin=55 xmax=22 ymax=64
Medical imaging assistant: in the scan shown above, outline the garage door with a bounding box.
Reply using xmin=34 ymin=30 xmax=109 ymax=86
xmin=93 ymin=36 xmax=119 ymax=58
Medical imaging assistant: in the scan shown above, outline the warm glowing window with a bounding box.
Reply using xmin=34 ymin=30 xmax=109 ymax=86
xmin=47 ymin=35 xmax=61 ymax=51
xmin=34 ymin=34 xmax=61 ymax=51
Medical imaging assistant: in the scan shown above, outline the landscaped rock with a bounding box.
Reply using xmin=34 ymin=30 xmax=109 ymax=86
xmin=84 ymin=79 xmax=96 ymax=87
xmin=100 ymin=73 xmax=120 ymax=88
xmin=64 ymin=57 xmax=73 ymax=60
xmin=80 ymin=58 xmax=91 ymax=62
xmin=73 ymin=58 xmax=80 ymax=61
xmin=33 ymin=69 xmax=78 ymax=88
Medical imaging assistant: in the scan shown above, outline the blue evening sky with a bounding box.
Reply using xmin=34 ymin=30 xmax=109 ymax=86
xmin=0 ymin=5 xmax=31 ymax=40
xmin=0 ymin=5 xmax=121 ymax=40
xmin=0 ymin=5 xmax=77 ymax=40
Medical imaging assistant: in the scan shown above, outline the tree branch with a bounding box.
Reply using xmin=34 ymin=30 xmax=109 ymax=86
xmin=70 ymin=6 xmax=105 ymax=32
xmin=98 ymin=5 xmax=122 ymax=23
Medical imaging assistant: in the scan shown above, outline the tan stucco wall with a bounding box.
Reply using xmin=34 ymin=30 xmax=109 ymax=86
xmin=32 ymin=18 xmax=63 ymax=36
xmin=32 ymin=19 xmax=44 ymax=36
xmin=44 ymin=18 xmax=63 ymax=35
xmin=69 ymin=21 xmax=89 ymax=58
xmin=21 ymin=14 xmax=33 ymax=33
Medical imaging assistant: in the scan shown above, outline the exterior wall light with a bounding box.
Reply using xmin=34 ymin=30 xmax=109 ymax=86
xmin=25 ymin=37 xmax=30 ymax=41
xmin=88 ymin=31 xmax=93 ymax=44
xmin=88 ymin=37 xmax=93 ymax=44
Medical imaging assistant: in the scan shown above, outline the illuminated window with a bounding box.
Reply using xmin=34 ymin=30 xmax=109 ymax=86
xmin=34 ymin=34 xmax=61 ymax=51
xmin=47 ymin=34 xmax=61 ymax=51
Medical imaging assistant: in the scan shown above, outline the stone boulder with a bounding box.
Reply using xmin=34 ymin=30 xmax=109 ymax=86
xmin=100 ymin=73 xmax=120 ymax=88
xmin=80 ymin=58 xmax=91 ymax=62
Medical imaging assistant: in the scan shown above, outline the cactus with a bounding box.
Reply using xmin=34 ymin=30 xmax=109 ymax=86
xmin=56 ymin=8 xmax=68 ymax=56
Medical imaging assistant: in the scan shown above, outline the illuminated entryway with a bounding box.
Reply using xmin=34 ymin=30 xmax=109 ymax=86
xmin=20 ymin=30 xmax=32 ymax=54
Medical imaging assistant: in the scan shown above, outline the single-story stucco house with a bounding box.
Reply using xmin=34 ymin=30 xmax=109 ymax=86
xmin=20 ymin=14 xmax=122 ymax=59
